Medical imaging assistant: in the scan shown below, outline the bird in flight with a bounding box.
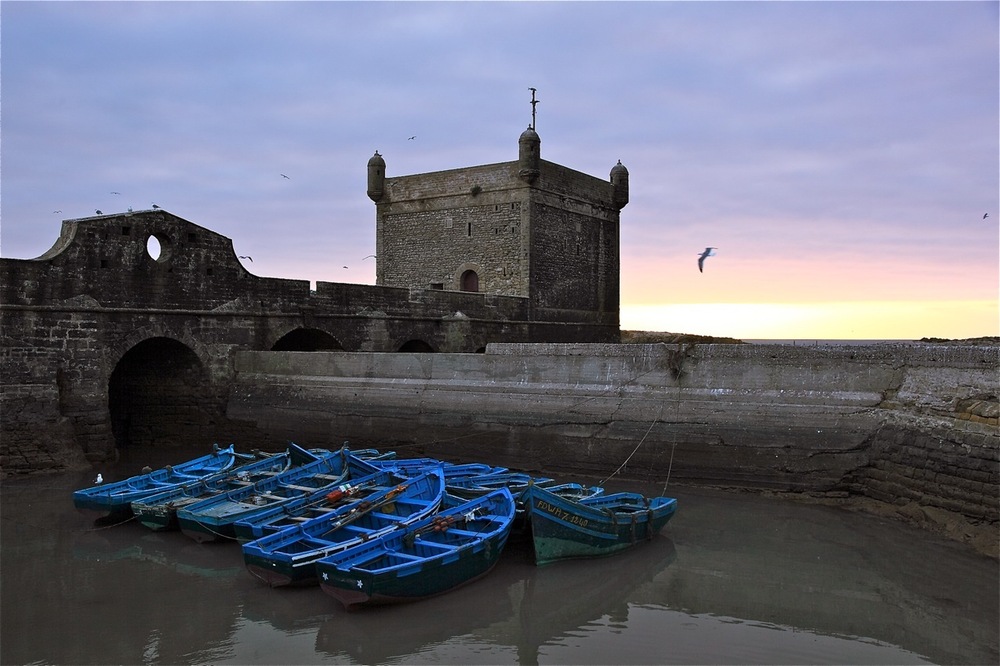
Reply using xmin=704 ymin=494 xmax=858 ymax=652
xmin=408 ymin=136 xmax=416 ymax=140
xmin=697 ymin=247 xmax=717 ymax=273
xmin=110 ymin=191 xmax=121 ymax=195
xmin=238 ymin=255 xmax=253 ymax=262
xmin=280 ymin=173 xmax=290 ymax=179
xmin=53 ymin=210 xmax=62 ymax=214
xmin=984 ymin=213 xmax=989 ymax=220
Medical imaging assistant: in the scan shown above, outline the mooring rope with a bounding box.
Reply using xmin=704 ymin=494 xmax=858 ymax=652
xmin=599 ymin=405 xmax=662 ymax=487
xmin=85 ymin=514 xmax=138 ymax=531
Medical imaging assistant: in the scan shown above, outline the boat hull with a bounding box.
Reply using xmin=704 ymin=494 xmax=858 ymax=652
xmin=72 ymin=445 xmax=243 ymax=521
xmin=525 ymin=486 xmax=677 ymax=566
xmin=177 ymin=446 xmax=346 ymax=543
xmin=132 ymin=453 xmax=292 ymax=531
xmin=241 ymin=468 xmax=445 ymax=587
xmin=316 ymin=488 xmax=515 ymax=610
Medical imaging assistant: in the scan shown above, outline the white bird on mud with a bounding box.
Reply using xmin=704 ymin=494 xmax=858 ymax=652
xmin=697 ymin=247 xmax=717 ymax=273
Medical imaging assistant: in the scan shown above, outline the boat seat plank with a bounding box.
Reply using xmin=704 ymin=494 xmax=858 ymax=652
xmin=282 ymin=484 xmax=320 ymax=492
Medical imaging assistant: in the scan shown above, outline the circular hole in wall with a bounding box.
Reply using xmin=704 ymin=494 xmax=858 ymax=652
xmin=146 ymin=233 xmax=173 ymax=262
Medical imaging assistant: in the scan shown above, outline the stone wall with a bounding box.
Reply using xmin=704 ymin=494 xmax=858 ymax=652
xmin=227 ymin=342 xmax=999 ymax=525
xmin=0 ymin=210 xmax=618 ymax=475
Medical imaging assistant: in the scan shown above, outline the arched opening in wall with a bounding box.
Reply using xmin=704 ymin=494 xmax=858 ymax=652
xmin=398 ymin=340 xmax=435 ymax=353
xmin=271 ymin=328 xmax=344 ymax=351
xmin=460 ymin=270 xmax=479 ymax=292
xmin=108 ymin=337 xmax=217 ymax=450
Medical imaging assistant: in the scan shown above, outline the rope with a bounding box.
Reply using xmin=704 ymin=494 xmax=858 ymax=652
xmin=599 ymin=406 xmax=662 ymax=486
xmin=84 ymin=514 xmax=138 ymax=531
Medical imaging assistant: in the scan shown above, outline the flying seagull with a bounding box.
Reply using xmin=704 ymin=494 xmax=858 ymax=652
xmin=238 ymin=255 xmax=253 ymax=262
xmin=53 ymin=210 xmax=62 ymax=214
xmin=110 ymin=191 xmax=121 ymax=195
xmin=984 ymin=213 xmax=989 ymax=220
xmin=280 ymin=173 xmax=290 ymax=179
xmin=408 ymin=136 xmax=416 ymax=140
xmin=697 ymin=247 xmax=717 ymax=273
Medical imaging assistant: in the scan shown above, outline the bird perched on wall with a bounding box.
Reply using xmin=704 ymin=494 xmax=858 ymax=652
xmin=95 ymin=210 xmax=103 ymax=215
xmin=152 ymin=204 xmax=161 ymax=209
xmin=697 ymin=247 xmax=717 ymax=273
xmin=95 ymin=473 xmax=103 ymax=484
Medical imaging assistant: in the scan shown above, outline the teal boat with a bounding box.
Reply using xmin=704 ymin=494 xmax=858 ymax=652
xmin=523 ymin=484 xmax=677 ymax=565
xmin=241 ymin=467 xmax=445 ymax=587
xmin=316 ymin=488 xmax=515 ymax=609
xmin=72 ymin=444 xmax=249 ymax=521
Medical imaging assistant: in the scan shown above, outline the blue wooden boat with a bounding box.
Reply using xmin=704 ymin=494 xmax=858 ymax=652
xmin=523 ymin=484 xmax=678 ymax=566
xmin=130 ymin=449 xmax=307 ymax=531
xmin=317 ymin=487 xmax=516 ymax=609
xmin=72 ymin=444 xmax=250 ymax=521
xmin=355 ymin=455 xmax=506 ymax=481
xmin=232 ymin=456 xmax=402 ymax=542
xmin=446 ymin=471 xmax=555 ymax=501
xmin=241 ymin=467 xmax=446 ymax=587
xmin=176 ymin=447 xmax=351 ymax=543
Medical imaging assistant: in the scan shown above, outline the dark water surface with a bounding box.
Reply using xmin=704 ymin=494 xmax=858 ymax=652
xmin=2 ymin=450 xmax=997 ymax=665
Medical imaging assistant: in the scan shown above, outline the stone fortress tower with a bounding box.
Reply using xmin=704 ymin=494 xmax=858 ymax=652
xmin=367 ymin=112 xmax=628 ymax=331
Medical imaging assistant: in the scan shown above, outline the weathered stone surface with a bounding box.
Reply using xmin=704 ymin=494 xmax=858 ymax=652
xmin=228 ymin=342 xmax=999 ymax=527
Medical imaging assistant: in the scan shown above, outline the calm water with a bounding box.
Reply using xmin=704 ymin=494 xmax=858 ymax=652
xmin=2 ymin=449 xmax=997 ymax=666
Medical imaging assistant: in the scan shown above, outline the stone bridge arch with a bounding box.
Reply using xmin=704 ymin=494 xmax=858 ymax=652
xmin=271 ymin=327 xmax=344 ymax=351
xmin=108 ymin=337 xmax=216 ymax=450
xmin=398 ymin=339 xmax=436 ymax=353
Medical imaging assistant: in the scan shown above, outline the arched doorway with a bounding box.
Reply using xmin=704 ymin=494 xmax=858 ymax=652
xmin=272 ymin=328 xmax=344 ymax=351
xmin=108 ymin=337 xmax=216 ymax=450
xmin=460 ymin=269 xmax=479 ymax=292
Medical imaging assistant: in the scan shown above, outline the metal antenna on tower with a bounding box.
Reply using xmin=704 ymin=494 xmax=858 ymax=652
xmin=529 ymin=87 xmax=539 ymax=130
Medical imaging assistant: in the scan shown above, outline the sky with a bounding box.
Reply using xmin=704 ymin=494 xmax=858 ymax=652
xmin=2 ymin=1 xmax=997 ymax=340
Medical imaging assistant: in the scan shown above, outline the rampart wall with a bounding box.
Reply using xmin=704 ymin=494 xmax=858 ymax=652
xmin=228 ymin=342 xmax=999 ymax=527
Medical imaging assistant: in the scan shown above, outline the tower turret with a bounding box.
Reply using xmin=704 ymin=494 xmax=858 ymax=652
xmin=367 ymin=151 xmax=386 ymax=202
xmin=610 ymin=160 xmax=629 ymax=210
xmin=518 ymin=127 xmax=540 ymax=184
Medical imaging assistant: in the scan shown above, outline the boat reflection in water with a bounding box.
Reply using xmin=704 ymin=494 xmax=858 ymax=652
xmin=315 ymin=535 xmax=678 ymax=663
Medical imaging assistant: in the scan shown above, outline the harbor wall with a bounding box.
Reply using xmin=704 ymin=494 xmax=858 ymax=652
xmin=227 ymin=342 xmax=999 ymax=525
